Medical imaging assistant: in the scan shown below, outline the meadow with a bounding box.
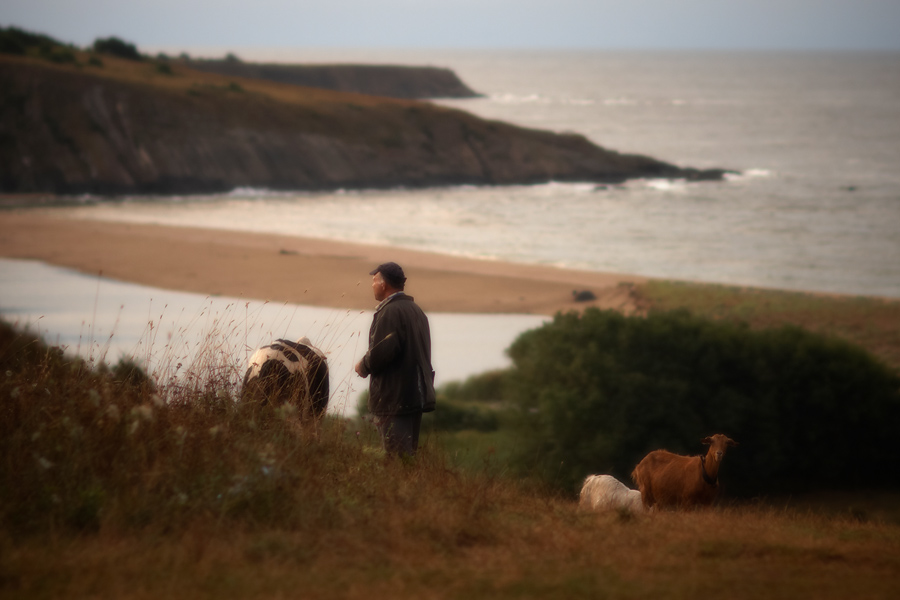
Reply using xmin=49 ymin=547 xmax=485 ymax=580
xmin=636 ymin=280 xmax=900 ymax=372
xmin=3 ymin=283 xmax=900 ymax=599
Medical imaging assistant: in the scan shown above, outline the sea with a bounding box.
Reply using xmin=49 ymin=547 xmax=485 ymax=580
xmin=2 ymin=50 xmax=899 ymax=412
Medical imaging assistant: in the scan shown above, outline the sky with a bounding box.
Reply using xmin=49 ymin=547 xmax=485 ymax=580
xmin=3 ymin=0 xmax=900 ymax=51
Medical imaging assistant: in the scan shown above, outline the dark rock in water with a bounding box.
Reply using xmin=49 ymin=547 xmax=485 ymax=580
xmin=572 ymin=290 xmax=597 ymax=302
xmin=0 ymin=59 xmax=733 ymax=196
xmin=680 ymin=168 xmax=738 ymax=182
xmin=594 ymin=184 xmax=627 ymax=192
xmin=185 ymin=60 xmax=481 ymax=99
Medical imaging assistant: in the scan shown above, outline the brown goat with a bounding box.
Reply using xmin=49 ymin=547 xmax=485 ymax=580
xmin=631 ymin=434 xmax=738 ymax=510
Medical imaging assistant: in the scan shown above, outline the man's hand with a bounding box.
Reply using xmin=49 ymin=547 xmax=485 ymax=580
xmin=355 ymin=359 xmax=367 ymax=378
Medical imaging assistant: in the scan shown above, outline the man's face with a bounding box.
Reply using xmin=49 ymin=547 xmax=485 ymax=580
xmin=372 ymin=272 xmax=388 ymax=302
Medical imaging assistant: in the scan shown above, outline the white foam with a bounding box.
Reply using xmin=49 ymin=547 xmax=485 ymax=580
xmin=226 ymin=187 xmax=294 ymax=198
xmin=489 ymin=93 xmax=551 ymax=105
xmin=724 ymin=168 xmax=774 ymax=182
xmin=641 ymin=178 xmax=689 ymax=192
xmin=602 ymin=97 xmax=639 ymax=106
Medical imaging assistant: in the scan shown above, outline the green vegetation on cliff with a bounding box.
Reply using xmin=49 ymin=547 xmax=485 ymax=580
xmin=0 ymin=25 xmax=79 ymax=65
xmin=92 ymin=36 xmax=142 ymax=61
xmin=185 ymin=56 xmax=482 ymax=99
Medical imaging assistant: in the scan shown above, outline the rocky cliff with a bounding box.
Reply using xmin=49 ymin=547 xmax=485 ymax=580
xmin=0 ymin=55 xmax=728 ymax=196
xmin=185 ymin=60 xmax=481 ymax=99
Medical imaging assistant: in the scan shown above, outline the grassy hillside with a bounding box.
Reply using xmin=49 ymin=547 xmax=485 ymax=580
xmin=184 ymin=58 xmax=481 ymax=99
xmin=634 ymin=280 xmax=900 ymax=372
xmin=1 ymin=319 xmax=899 ymax=599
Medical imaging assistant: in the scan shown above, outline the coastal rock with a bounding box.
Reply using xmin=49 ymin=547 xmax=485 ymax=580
xmin=0 ymin=57 xmax=730 ymax=196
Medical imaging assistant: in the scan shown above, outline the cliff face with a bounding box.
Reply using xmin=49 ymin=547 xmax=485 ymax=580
xmin=0 ymin=57 xmax=726 ymax=196
xmin=184 ymin=61 xmax=481 ymax=99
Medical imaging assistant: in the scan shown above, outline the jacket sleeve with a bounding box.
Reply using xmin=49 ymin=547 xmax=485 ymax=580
xmin=362 ymin=308 xmax=402 ymax=376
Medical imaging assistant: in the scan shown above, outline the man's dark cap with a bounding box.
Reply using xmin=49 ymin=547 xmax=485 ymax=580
xmin=370 ymin=262 xmax=407 ymax=288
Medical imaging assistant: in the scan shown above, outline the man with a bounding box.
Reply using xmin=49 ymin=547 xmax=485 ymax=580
xmin=355 ymin=262 xmax=436 ymax=457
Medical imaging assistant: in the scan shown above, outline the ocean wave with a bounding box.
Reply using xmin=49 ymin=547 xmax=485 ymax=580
xmin=226 ymin=187 xmax=299 ymax=198
xmin=724 ymin=169 xmax=773 ymax=182
xmin=602 ymin=97 xmax=640 ymax=106
xmin=488 ymin=93 xmax=595 ymax=106
xmin=489 ymin=93 xmax=552 ymax=105
xmin=640 ymin=179 xmax=690 ymax=192
xmin=530 ymin=181 xmax=600 ymax=194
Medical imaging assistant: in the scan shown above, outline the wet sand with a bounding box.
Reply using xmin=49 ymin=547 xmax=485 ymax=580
xmin=0 ymin=210 xmax=647 ymax=316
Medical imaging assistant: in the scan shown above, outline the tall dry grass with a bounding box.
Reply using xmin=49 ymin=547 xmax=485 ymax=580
xmin=2 ymin=317 xmax=899 ymax=599
xmin=0 ymin=297 xmax=371 ymax=537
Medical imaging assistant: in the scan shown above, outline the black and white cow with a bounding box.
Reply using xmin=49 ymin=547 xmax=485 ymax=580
xmin=241 ymin=337 xmax=329 ymax=420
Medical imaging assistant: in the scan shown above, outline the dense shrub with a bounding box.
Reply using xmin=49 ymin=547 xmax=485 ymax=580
xmin=356 ymin=382 xmax=501 ymax=433
xmin=0 ymin=26 xmax=76 ymax=64
xmin=0 ymin=28 xmax=28 ymax=54
xmin=425 ymin=370 xmax=508 ymax=432
xmin=439 ymin=369 xmax=509 ymax=404
xmin=424 ymin=399 xmax=499 ymax=432
xmin=0 ymin=26 xmax=63 ymax=55
xmin=506 ymin=308 xmax=900 ymax=496
xmin=40 ymin=44 xmax=77 ymax=64
xmin=92 ymin=36 xmax=142 ymax=61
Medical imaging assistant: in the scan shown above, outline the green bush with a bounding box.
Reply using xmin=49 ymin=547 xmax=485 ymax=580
xmin=0 ymin=28 xmax=27 ymax=55
xmin=424 ymin=399 xmax=499 ymax=432
xmin=427 ymin=371 xmax=508 ymax=432
xmin=40 ymin=44 xmax=77 ymax=64
xmin=0 ymin=26 xmax=63 ymax=56
xmin=506 ymin=308 xmax=900 ymax=495
xmin=0 ymin=26 xmax=77 ymax=65
xmin=440 ymin=369 xmax=509 ymax=403
xmin=356 ymin=374 xmax=503 ymax=432
xmin=92 ymin=36 xmax=142 ymax=61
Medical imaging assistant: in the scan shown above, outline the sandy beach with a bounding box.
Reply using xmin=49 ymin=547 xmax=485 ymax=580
xmin=0 ymin=210 xmax=646 ymax=316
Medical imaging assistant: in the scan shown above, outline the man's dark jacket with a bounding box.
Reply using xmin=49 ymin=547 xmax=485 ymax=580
xmin=359 ymin=293 xmax=436 ymax=416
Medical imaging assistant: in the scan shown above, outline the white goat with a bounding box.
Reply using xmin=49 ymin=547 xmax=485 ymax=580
xmin=579 ymin=474 xmax=644 ymax=513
